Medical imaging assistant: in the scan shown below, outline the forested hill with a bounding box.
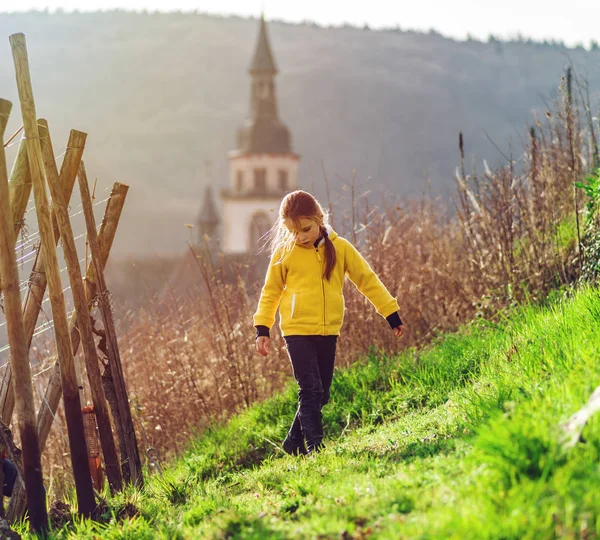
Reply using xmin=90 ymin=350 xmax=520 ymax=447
xmin=1 ymin=11 xmax=599 ymax=256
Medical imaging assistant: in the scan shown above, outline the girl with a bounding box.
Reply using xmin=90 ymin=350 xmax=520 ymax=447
xmin=254 ymin=190 xmax=403 ymax=455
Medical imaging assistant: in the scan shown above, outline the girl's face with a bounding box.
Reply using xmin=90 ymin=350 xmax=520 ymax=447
xmin=284 ymin=217 xmax=321 ymax=248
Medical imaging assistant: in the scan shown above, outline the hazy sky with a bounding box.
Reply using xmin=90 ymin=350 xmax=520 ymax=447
xmin=6 ymin=0 xmax=600 ymax=47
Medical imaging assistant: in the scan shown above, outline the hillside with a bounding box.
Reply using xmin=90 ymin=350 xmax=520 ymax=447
xmin=1 ymin=11 xmax=599 ymax=257
xmin=16 ymin=284 xmax=600 ymax=538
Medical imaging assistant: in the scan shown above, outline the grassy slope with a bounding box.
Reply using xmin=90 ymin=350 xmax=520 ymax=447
xmin=20 ymin=286 xmax=600 ymax=539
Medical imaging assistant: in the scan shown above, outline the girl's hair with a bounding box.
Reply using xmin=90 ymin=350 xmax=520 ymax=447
xmin=262 ymin=190 xmax=337 ymax=280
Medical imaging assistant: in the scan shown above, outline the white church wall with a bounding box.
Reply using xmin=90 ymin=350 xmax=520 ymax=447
xmin=222 ymin=198 xmax=281 ymax=254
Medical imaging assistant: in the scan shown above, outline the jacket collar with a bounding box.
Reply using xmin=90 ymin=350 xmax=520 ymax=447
xmin=316 ymin=224 xmax=337 ymax=246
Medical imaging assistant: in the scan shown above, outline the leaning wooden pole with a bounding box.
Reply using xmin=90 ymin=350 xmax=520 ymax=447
xmin=39 ymin=119 xmax=122 ymax=494
xmin=10 ymin=32 xmax=95 ymax=517
xmin=0 ymin=127 xmax=86 ymax=425
xmin=0 ymin=135 xmax=34 ymax=422
xmin=8 ymin=182 xmax=128 ymax=523
xmin=0 ymin=99 xmax=48 ymax=534
xmin=8 ymin=135 xmax=32 ymax=240
xmin=0 ymin=135 xmax=31 ymax=294
xmin=36 ymin=182 xmax=129 ymax=452
xmin=79 ymin=162 xmax=143 ymax=488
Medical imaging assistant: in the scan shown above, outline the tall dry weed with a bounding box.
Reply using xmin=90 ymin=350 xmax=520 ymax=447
xmin=112 ymin=70 xmax=598 ymax=462
xmin=28 ymin=70 xmax=600 ymax=489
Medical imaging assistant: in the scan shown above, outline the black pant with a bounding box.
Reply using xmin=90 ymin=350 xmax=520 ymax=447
xmin=284 ymin=335 xmax=338 ymax=450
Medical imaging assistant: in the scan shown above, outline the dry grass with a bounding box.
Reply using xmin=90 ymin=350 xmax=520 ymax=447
xmin=17 ymin=70 xmax=599 ymax=499
xmin=108 ymin=71 xmax=599 ymax=465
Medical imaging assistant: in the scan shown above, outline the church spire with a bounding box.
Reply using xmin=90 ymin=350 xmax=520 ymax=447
xmin=236 ymin=15 xmax=291 ymax=154
xmin=221 ymin=13 xmax=300 ymax=256
xmin=249 ymin=13 xmax=278 ymax=75
xmin=197 ymin=185 xmax=220 ymax=246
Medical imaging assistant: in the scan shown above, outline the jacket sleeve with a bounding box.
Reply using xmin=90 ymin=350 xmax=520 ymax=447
xmin=253 ymin=251 xmax=286 ymax=329
xmin=344 ymin=240 xmax=400 ymax=319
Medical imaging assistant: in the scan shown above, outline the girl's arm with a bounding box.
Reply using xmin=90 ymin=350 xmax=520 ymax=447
xmin=344 ymin=240 xmax=401 ymax=321
xmin=253 ymin=252 xmax=286 ymax=331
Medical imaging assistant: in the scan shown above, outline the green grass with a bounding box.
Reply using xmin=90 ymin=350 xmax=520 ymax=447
xmin=16 ymin=285 xmax=600 ymax=539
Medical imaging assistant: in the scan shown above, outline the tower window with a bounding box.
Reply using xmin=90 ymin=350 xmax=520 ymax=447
xmin=254 ymin=168 xmax=267 ymax=192
xmin=278 ymin=169 xmax=288 ymax=191
xmin=236 ymin=170 xmax=244 ymax=191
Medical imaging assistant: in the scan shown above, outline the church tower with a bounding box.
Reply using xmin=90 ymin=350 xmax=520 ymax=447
xmin=221 ymin=15 xmax=299 ymax=254
xmin=196 ymin=184 xmax=220 ymax=256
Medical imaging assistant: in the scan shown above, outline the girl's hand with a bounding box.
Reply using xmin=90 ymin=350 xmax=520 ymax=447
xmin=256 ymin=336 xmax=271 ymax=356
xmin=393 ymin=326 xmax=403 ymax=337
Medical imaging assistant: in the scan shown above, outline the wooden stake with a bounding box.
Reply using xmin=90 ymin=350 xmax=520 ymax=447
xmin=8 ymin=182 xmax=128 ymax=522
xmin=0 ymin=127 xmax=85 ymax=425
xmin=0 ymin=99 xmax=48 ymax=534
xmin=78 ymin=162 xmax=143 ymax=488
xmin=0 ymin=134 xmax=32 ymax=293
xmin=0 ymin=134 xmax=33 ymax=425
xmin=9 ymin=32 xmax=95 ymax=518
xmin=0 ymin=134 xmax=33 ymax=421
xmin=38 ymin=119 xmax=122 ymax=494
xmin=8 ymin=135 xmax=32 ymax=239
xmin=100 ymin=366 xmax=129 ymax=484
xmin=36 ymin=182 xmax=128 ymax=451
xmin=85 ymin=178 xmax=97 ymax=276
xmin=38 ymin=120 xmax=85 ymax=406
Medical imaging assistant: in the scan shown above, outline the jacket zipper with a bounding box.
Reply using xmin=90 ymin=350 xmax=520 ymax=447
xmin=316 ymin=245 xmax=325 ymax=334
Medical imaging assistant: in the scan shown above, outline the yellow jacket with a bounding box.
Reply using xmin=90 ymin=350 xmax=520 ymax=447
xmin=253 ymin=229 xmax=400 ymax=336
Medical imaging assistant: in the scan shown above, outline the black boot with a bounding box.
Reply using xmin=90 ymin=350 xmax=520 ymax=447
xmin=282 ymin=411 xmax=307 ymax=456
xmin=282 ymin=436 xmax=308 ymax=456
xmin=301 ymin=412 xmax=323 ymax=455
xmin=307 ymin=441 xmax=323 ymax=454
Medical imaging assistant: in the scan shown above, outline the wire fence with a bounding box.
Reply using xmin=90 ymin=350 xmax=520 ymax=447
xmin=0 ymin=176 xmax=114 ymax=371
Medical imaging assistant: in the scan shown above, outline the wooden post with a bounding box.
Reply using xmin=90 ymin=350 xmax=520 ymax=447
xmin=79 ymin=162 xmax=143 ymax=488
xmin=10 ymin=32 xmax=96 ymax=518
xmin=0 ymin=127 xmax=85 ymax=425
xmin=0 ymin=135 xmax=31 ymax=294
xmin=36 ymin=182 xmax=129 ymax=450
xmin=0 ymin=135 xmax=33 ymax=422
xmin=0 ymin=135 xmax=32 ymax=425
xmin=38 ymin=119 xmax=123 ymax=494
xmin=8 ymin=135 xmax=32 ymax=239
xmin=38 ymin=121 xmax=86 ymax=405
xmin=7 ymin=182 xmax=128 ymax=522
xmin=101 ymin=368 xmax=130 ymax=485
xmin=0 ymin=99 xmax=48 ymax=534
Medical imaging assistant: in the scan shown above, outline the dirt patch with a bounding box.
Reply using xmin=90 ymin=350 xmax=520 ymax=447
xmin=48 ymin=500 xmax=71 ymax=530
